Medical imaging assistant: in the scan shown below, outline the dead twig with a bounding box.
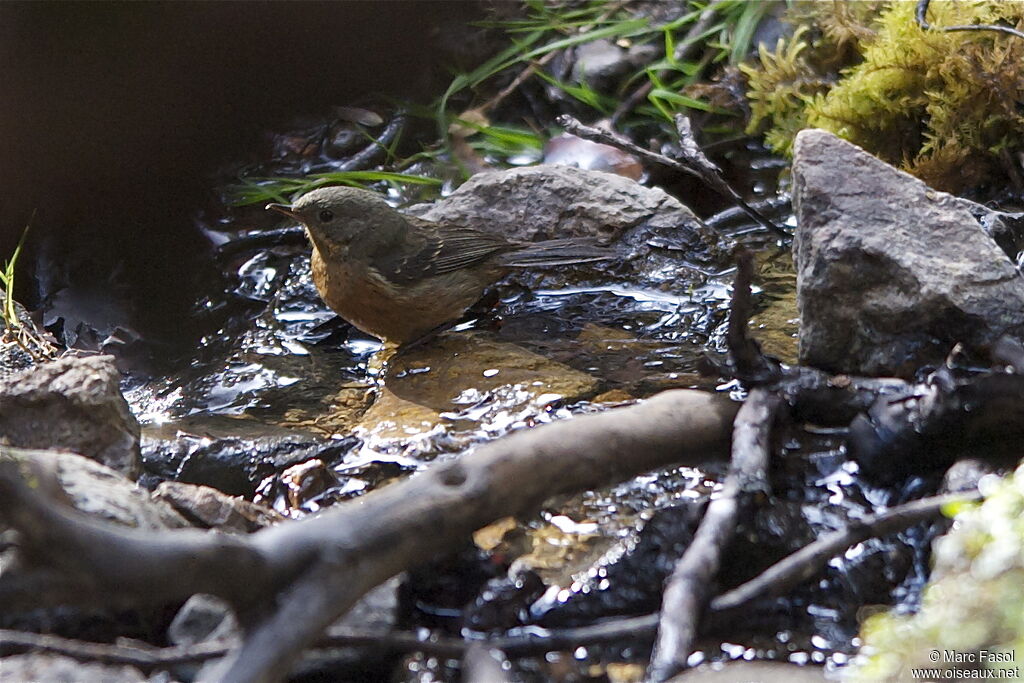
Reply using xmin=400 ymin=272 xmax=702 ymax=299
xmin=556 ymin=114 xmax=788 ymax=238
xmin=726 ymin=247 xmax=780 ymax=382
xmin=710 ymin=490 xmax=978 ymax=613
xmin=647 ymin=387 xmax=781 ymax=682
xmin=1 ymin=490 xmax=973 ymax=673
xmin=334 ymin=108 xmax=407 ymax=173
xmin=916 ymin=0 xmax=1024 ymax=40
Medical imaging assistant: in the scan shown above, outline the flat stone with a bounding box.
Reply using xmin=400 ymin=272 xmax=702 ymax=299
xmin=4 ymin=447 xmax=187 ymax=529
xmin=153 ymin=480 xmax=284 ymax=532
xmin=353 ymin=332 xmax=600 ymax=440
xmin=356 ymin=387 xmax=443 ymax=440
xmin=792 ymin=129 xmax=1024 ymax=377
xmin=387 ymin=332 xmax=600 ymax=409
xmin=0 ymin=355 xmax=141 ymax=477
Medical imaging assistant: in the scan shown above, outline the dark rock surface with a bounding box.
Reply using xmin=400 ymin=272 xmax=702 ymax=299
xmin=141 ymin=434 xmax=360 ymax=498
xmin=0 ymin=356 xmax=141 ymax=477
xmin=792 ymin=129 xmax=1024 ymax=377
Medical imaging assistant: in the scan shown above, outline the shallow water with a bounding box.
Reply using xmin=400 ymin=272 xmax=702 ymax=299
xmin=121 ymin=121 xmax=943 ymax=681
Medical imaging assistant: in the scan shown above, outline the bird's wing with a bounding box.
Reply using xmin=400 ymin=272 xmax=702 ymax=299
xmin=373 ymin=219 xmax=513 ymax=285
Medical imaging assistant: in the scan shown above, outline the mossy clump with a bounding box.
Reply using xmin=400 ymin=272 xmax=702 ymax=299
xmin=742 ymin=0 xmax=1024 ymax=193
xmin=850 ymin=467 xmax=1024 ymax=681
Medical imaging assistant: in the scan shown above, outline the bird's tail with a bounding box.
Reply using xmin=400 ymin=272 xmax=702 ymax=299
xmin=498 ymin=237 xmax=612 ymax=268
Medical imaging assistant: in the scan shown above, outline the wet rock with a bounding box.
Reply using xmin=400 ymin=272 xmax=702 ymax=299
xmin=168 ymin=594 xmax=238 ymax=647
xmin=413 ymin=164 xmax=727 ymax=286
xmin=153 ymin=481 xmax=284 ymax=532
xmin=566 ymin=37 xmax=657 ymax=95
xmin=792 ymin=129 xmax=1024 ymax=377
xmin=389 ymin=332 xmax=599 ymax=410
xmin=140 ymin=433 xmax=360 ymax=497
xmin=0 ymin=654 xmax=150 ymax=683
xmin=254 ymin=456 xmax=414 ymax=515
xmin=0 ymin=355 xmax=141 ymax=477
xmin=523 ymin=504 xmax=701 ymax=628
xmin=357 ymin=387 xmax=443 ymax=440
xmin=572 ymin=39 xmax=630 ymax=88
xmin=3 ymin=447 xmax=187 ymax=529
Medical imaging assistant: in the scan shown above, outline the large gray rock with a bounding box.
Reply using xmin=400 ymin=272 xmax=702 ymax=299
xmin=420 ymin=163 xmax=717 ymax=246
xmin=792 ymin=129 xmax=1024 ymax=377
xmin=414 ymin=164 xmax=727 ymax=287
xmin=0 ymin=355 xmax=141 ymax=477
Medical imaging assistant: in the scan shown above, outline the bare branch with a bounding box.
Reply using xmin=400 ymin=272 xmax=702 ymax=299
xmin=647 ymin=387 xmax=781 ymax=682
xmin=556 ymin=114 xmax=788 ymax=238
xmin=710 ymin=490 xmax=978 ymax=613
xmin=0 ymin=391 xmax=738 ymax=683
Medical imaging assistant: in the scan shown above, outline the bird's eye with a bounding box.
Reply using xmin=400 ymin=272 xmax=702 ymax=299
xmin=318 ymin=209 xmax=335 ymax=223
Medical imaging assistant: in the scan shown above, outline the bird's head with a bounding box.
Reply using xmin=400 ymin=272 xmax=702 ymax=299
xmin=267 ymin=186 xmax=405 ymax=255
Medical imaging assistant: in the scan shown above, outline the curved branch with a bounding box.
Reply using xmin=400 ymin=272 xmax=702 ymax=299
xmin=0 ymin=391 xmax=738 ymax=683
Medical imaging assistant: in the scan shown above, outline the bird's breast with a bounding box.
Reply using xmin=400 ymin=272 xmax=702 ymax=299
xmin=310 ymin=246 xmax=494 ymax=343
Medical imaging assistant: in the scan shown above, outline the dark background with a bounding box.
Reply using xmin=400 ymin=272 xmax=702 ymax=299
xmin=0 ymin=1 xmax=480 ymax=346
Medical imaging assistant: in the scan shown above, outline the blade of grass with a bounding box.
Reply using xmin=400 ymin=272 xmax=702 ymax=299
xmin=728 ymin=0 xmax=770 ymax=64
xmin=1 ymin=221 xmax=31 ymax=330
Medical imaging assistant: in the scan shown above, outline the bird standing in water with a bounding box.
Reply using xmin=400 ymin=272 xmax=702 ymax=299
xmin=268 ymin=186 xmax=610 ymax=345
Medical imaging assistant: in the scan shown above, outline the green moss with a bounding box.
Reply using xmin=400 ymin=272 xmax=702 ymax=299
xmin=743 ymin=1 xmax=1024 ymax=192
xmin=851 ymin=466 xmax=1024 ymax=681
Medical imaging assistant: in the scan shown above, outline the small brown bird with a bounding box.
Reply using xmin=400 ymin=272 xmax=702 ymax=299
xmin=268 ymin=186 xmax=610 ymax=344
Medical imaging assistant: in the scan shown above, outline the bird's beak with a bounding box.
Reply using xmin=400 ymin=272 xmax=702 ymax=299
xmin=266 ymin=203 xmax=298 ymax=219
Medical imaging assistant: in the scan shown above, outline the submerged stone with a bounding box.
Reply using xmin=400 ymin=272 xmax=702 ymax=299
xmin=792 ymin=129 xmax=1024 ymax=378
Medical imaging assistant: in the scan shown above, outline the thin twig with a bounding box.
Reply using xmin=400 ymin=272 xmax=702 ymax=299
xmin=556 ymin=114 xmax=788 ymax=238
xmin=647 ymin=387 xmax=781 ymax=682
xmin=726 ymin=247 xmax=779 ymax=381
xmin=478 ymin=52 xmax=560 ymax=115
xmin=916 ymin=0 xmax=1024 ymax=40
xmin=710 ymin=490 xmax=978 ymax=612
xmin=335 ymin=109 xmax=407 ymax=173
xmin=214 ymin=227 xmax=307 ymax=259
